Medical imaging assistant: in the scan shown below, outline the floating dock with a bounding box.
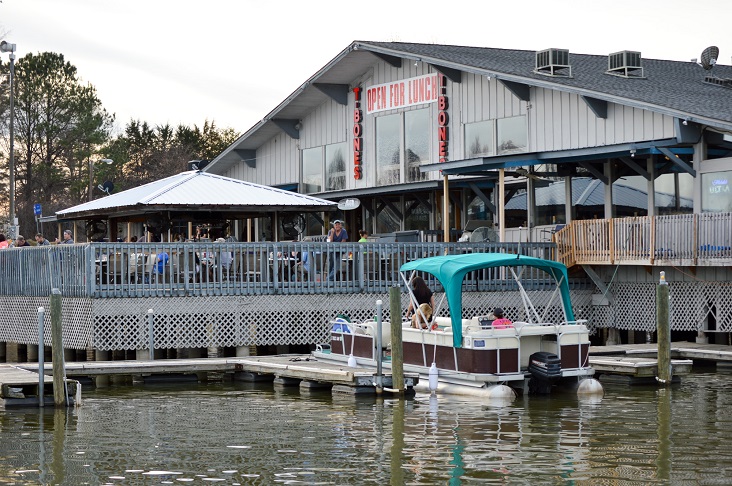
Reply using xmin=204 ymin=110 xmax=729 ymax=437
xmin=0 ymin=364 xmax=80 ymax=408
xmin=16 ymin=355 xmax=417 ymax=396
xmin=588 ymin=341 xmax=732 ymax=384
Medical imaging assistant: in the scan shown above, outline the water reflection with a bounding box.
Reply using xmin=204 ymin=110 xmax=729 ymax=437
xmin=0 ymin=372 xmax=731 ymax=483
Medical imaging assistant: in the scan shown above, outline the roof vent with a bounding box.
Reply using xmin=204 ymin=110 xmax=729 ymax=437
xmin=535 ymin=48 xmax=572 ymax=77
xmin=703 ymin=76 xmax=732 ymax=89
xmin=607 ymin=50 xmax=644 ymax=78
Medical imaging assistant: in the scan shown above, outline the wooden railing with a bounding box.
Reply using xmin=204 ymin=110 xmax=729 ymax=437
xmin=554 ymin=212 xmax=732 ymax=267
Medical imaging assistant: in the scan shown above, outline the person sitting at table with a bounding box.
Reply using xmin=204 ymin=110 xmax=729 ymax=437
xmin=150 ymin=251 xmax=170 ymax=282
xmin=14 ymin=235 xmax=30 ymax=247
xmin=55 ymin=229 xmax=74 ymax=244
xmin=292 ymin=250 xmax=310 ymax=280
xmin=35 ymin=233 xmax=50 ymax=246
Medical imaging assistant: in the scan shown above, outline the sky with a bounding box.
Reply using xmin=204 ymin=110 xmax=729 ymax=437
xmin=2 ymin=0 xmax=730 ymax=135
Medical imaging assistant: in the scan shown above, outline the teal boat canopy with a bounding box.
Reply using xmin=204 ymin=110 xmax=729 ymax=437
xmin=400 ymin=253 xmax=575 ymax=348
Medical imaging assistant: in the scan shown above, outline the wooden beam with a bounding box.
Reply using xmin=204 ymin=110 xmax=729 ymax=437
xmin=658 ymin=147 xmax=696 ymax=177
xmin=430 ymin=64 xmax=461 ymax=83
xmin=581 ymin=96 xmax=608 ymax=119
xmin=618 ymin=156 xmax=650 ymax=181
xmin=373 ymin=52 xmax=402 ymax=68
xmin=272 ymin=118 xmax=300 ymax=140
xmin=234 ymin=149 xmax=256 ymax=168
xmin=578 ymin=161 xmax=609 ymax=184
xmin=468 ymin=182 xmax=496 ymax=214
xmin=313 ymin=83 xmax=349 ymax=105
xmin=499 ymin=80 xmax=530 ymax=101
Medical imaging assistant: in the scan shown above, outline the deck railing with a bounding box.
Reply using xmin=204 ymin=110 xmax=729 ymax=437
xmin=554 ymin=212 xmax=732 ymax=267
xmin=0 ymin=241 xmax=577 ymax=298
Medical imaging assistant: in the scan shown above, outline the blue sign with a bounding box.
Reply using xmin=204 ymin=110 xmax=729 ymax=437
xmin=33 ymin=203 xmax=42 ymax=216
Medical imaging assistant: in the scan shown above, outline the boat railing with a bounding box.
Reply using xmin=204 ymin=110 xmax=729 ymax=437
xmin=0 ymin=240 xmax=575 ymax=298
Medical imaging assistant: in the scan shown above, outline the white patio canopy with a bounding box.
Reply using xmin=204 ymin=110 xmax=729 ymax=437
xmin=55 ymin=170 xmax=336 ymax=221
xmin=50 ymin=171 xmax=336 ymax=241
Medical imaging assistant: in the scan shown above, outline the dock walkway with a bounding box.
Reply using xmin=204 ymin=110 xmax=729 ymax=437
xmin=0 ymin=364 xmax=80 ymax=408
xmin=16 ymin=355 xmax=418 ymax=396
xmin=588 ymin=341 xmax=732 ymax=384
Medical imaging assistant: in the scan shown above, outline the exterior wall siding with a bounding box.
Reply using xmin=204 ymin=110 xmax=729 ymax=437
xmin=224 ymin=59 xmax=677 ymax=194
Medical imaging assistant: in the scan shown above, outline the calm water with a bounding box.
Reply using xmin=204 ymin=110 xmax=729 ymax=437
xmin=1 ymin=369 xmax=731 ymax=485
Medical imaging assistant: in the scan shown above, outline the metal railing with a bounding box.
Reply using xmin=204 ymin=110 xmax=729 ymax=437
xmin=0 ymin=241 xmax=575 ymax=298
xmin=555 ymin=212 xmax=732 ymax=267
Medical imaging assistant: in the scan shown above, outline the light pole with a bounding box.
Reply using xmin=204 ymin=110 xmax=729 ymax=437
xmin=1 ymin=41 xmax=16 ymax=237
xmin=89 ymin=158 xmax=113 ymax=202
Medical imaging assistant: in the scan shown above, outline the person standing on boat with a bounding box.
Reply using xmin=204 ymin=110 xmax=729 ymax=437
xmin=406 ymin=276 xmax=435 ymax=329
xmin=491 ymin=307 xmax=513 ymax=329
xmin=327 ymin=220 xmax=348 ymax=281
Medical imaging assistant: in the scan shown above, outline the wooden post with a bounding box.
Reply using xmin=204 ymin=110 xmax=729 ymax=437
xmin=656 ymin=271 xmax=671 ymax=385
xmin=389 ymin=286 xmax=404 ymax=394
xmin=50 ymin=289 xmax=66 ymax=407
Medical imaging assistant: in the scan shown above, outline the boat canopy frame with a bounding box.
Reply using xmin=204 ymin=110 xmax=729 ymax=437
xmin=399 ymin=253 xmax=576 ymax=348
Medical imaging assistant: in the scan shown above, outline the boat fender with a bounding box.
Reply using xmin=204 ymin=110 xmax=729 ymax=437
xmin=347 ymin=354 xmax=358 ymax=368
xmin=428 ymin=363 xmax=438 ymax=391
xmin=576 ymin=378 xmax=604 ymax=397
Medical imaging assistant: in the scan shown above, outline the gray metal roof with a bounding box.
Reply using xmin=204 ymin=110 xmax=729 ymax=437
xmin=505 ymin=178 xmax=692 ymax=210
xmin=207 ymin=40 xmax=732 ymax=175
xmin=56 ymin=170 xmax=336 ymax=220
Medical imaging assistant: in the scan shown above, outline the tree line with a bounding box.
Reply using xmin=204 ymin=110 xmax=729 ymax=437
xmin=0 ymin=51 xmax=239 ymax=238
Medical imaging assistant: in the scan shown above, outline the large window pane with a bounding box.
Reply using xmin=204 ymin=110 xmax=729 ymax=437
xmin=702 ymin=170 xmax=732 ymax=212
xmin=376 ymin=114 xmax=401 ymax=185
xmin=325 ymin=142 xmax=347 ymax=191
xmin=497 ymin=116 xmax=528 ymax=155
xmin=302 ymin=147 xmax=322 ymax=193
xmin=405 ymin=109 xmax=430 ymax=182
xmin=465 ymin=120 xmax=494 ymax=157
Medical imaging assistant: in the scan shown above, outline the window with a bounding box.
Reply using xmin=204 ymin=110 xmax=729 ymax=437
xmin=325 ymin=142 xmax=347 ymax=191
xmin=405 ymin=109 xmax=430 ymax=182
xmin=702 ymin=170 xmax=732 ymax=212
xmin=302 ymin=142 xmax=347 ymax=193
xmin=302 ymin=147 xmax=322 ymax=194
xmin=655 ymin=173 xmax=693 ymax=215
xmin=464 ymin=120 xmax=494 ymax=158
xmin=376 ymin=114 xmax=401 ymax=186
xmin=497 ymin=116 xmax=528 ymax=155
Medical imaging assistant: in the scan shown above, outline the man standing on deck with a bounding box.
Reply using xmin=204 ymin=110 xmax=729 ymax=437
xmin=327 ymin=220 xmax=348 ymax=281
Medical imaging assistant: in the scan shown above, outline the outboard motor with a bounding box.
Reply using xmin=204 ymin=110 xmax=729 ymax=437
xmin=528 ymin=351 xmax=562 ymax=394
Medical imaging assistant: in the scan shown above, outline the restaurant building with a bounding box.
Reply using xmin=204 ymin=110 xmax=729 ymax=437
xmin=206 ymin=41 xmax=732 ymax=343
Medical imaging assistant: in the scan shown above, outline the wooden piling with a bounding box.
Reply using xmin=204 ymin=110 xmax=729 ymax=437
xmin=389 ymin=286 xmax=404 ymax=394
xmin=50 ymin=289 xmax=66 ymax=407
xmin=656 ymin=274 xmax=671 ymax=384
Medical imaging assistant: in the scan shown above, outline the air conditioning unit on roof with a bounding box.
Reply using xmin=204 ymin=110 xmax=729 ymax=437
xmin=535 ymin=48 xmax=571 ymax=77
xmin=607 ymin=50 xmax=644 ymax=78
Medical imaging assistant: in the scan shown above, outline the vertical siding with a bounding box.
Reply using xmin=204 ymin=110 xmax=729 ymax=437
xmin=527 ymin=88 xmax=675 ymax=152
xmin=223 ymin=57 xmax=679 ymax=193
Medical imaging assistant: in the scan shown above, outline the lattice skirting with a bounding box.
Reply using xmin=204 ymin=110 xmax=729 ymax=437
xmin=591 ymin=281 xmax=732 ymax=333
xmin=1 ymin=282 xmax=729 ymax=351
xmin=0 ymin=296 xmax=93 ymax=349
